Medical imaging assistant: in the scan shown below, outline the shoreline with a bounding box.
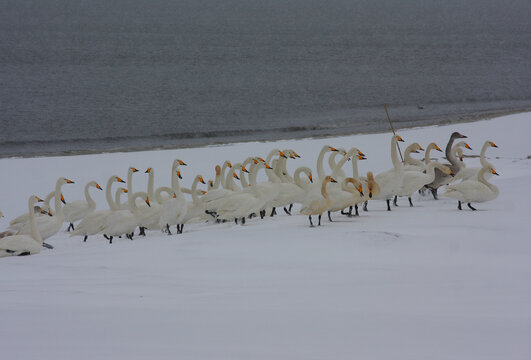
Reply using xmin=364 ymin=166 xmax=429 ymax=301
xmin=3 ymin=106 xmax=530 ymax=160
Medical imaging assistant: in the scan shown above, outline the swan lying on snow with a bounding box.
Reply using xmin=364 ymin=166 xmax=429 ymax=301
xmin=443 ymin=166 xmax=499 ymax=210
xmin=0 ymin=196 xmax=44 ymax=257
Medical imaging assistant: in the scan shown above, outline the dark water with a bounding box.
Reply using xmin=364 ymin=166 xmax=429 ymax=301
xmin=1 ymin=0 xmax=530 ymax=157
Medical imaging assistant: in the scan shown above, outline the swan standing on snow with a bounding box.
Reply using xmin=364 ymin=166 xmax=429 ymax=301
xmin=101 ymin=192 xmax=151 ymax=243
xmin=159 ymin=166 xmax=189 ymax=235
xmin=300 ymin=176 xmax=337 ymax=227
xmin=444 ymin=166 xmax=500 ymax=210
xmin=326 ymin=177 xmax=364 ymax=221
xmin=180 ymin=174 xmax=208 ymax=226
xmin=373 ymin=135 xmax=406 ymax=211
xmin=0 ymin=196 xmax=44 ymax=257
xmin=63 ymin=181 xmax=103 ymax=231
xmin=70 ymin=175 xmax=126 ymax=242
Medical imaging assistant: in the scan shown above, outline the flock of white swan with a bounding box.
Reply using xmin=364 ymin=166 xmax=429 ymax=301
xmin=0 ymin=131 xmax=499 ymax=258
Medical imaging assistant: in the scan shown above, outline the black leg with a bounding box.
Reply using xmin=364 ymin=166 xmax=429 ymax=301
xmin=363 ymin=201 xmax=368 ymax=212
xmin=83 ymin=235 xmax=88 ymax=242
xmin=354 ymin=205 xmax=359 ymax=217
xmin=408 ymin=197 xmax=414 ymax=207
xmin=283 ymin=207 xmax=292 ymax=216
xmin=260 ymin=210 xmax=265 ymax=219
xmin=386 ymin=199 xmax=392 ymax=211
xmin=67 ymin=223 xmax=74 ymax=232
xmin=104 ymin=234 xmax=110 ymax=240
xmin=109 ymin=236 xmax=113 ymax=244
xmin=393 ymin=195 xmax=398 ymax=206
xmin=241 ymin=217 xmax=245 ymax=225
xmin=308 ymin=216 xmax=314 ymax=227
xmin=327 ymin=211 xmax=333 ymax=222
xmin=235 ymin=218 xmax=238 ymax=224
xmin=270 ymin=207 xmax=276 ymax=217
xmin=458 ymin=201 xmax=462 ymax=210
xmin=431 ymin=188 xmax=438 ymax=200
xmin=288 ymin=204 xmax=293 ymax=212
xmin=467 ymin=203 xmax=477 ymax=211
xmin=166 ymin=224 xmax=172 ymax=235
xmin=318 ymin=214 xmax=322 ymax=226
xmin=249 ymin=213 xmax=255 ymax=219
xmin=139 ymin=227 xmax=146 ymax=236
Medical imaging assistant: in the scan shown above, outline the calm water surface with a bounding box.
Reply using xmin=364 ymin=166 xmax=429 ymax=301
xmin=1 ymin=0 xmax=530 ymax=156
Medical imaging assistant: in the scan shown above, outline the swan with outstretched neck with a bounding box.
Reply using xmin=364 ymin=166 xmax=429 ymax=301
xmin=300 ymin=176 xmax=337 ymax=227
xmin=373 ymin=135 xmax=406 ymax=211
xmin=63 ymin=181 xmax=103 ymax=231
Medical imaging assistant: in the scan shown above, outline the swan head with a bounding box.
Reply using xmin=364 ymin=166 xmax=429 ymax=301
xmin=490 ymin=168 xmax=500 ymax=176
xmin=489 ymin=141 xmax=498 ymax=148
xmin=233 ymin=173 xmax=240 ymax=181
xmin=58 ymin=177 xmax=75 ymax=185
xmin=396 ymin=135 xmax=405 ymax=142
xmin=96 ymin=183 xmax=103 ymax=191
xmin=435 ymin=144 xmax=442 ymax=152
xmin=129 ymin=167 xmax=139 ymax=174
xmin=328 ymin=146 xmax=339 ymax=152
xmin=198 ymin=176 xmax=206 ymax=184
xmin=145 ymin=197 xmax=151 ymax=207
xmin=308 ymin=173 xmax=313 ymax=183
xmin=279 ymin=151 xmax=287 ymax=159
xmin=324 ymin=176 xmax=337 ymax=183
xmin=451 ymin=132 xmax=467 ymax=139
xmin=241 ymin=165 xmax=250 ymax=173
xmin=176 ymin=170 xmax=182 ymax=179
xmin=61 ymin=194 xmax=66 ymax=204
xmin=145 ymin=168 xmax=153 ymax=174
xmin=115 ymin=176 xmax=126 ymax=184
xmin=292 ymin=151 xmax=301 ymax=158
xmin=464 ymin=143 xmax=472 ymax=150
xmin=208 ymin=180 xmax=214 ymax=188
xmin=215 ymin=165 xmax=221 ymax=175
xmin=174 ymin=159 xmax=187 ymax=166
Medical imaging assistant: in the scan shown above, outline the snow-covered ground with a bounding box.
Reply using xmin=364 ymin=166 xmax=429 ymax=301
xmin=1 ymin=113 xmax=530 ymax=360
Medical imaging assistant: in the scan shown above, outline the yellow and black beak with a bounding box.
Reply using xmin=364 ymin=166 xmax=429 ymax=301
xmin=465 ymin=143 xmax=472 ymax=150
xmin=369 ymin=189 xmax=373 ymax=198
xmin=308 ymin=173 xmax=313 ymax=183
xmin=61 ymin=194 xmax=66 ymax=204
xmin=117 ymin=177 xmax=126 ymax=183
xmin=330 ymin=177 xmax=337 ymax=183
xmin=279 ymin=151 xmax=287 ymax=158
xmin=359 ymin=155 xmax=367 ymax=160
xmin=227 ymin=162 xmax=232 ymax=168
xmin=65 ymin=178 xmax=75 ymax=184
xmin=435 ymin=145 xmax=442 ymax=152
xmin=48 ymin=209 xmax=52 ymax=216
xmin=201 ymin=190 xmax=207 ymax=195
xmin=491 ymin=169 xmax=499 ymax=176
xmin=173 ymin=193 xmax=177 ymax=199
xmin=329 ymin=146 xmax=338 ymax=152
xmin=145 ymin=168 xmax=152 ymax=174
xmin=96 ymin=184 xmax=103 ymax=191
xmin=357 ymin=149 xmax=365 ymax=157
xmin=264 ymin=163 xmax=273 ymax=170
xmin=179 ymin=160 xmax=187 ymax=166
xmin=177 ymin=171 xmax=182 ymax=179
xmin=358 ymin=186 xmax=364 ymax=196
xmin=199 ymin=176 xmax=206 ymax=184
xmin=490 ymin=142 xmax=498 ymax=148
xmin=145 ymin=197 xmax=151 ymax=207
xmin=132 ymin=167 xmax=139 ymax=173
xmin=241 ymin=166 xmax=249 ymax=174
xmin=293 ymin=152 xmax=300 ymax=158
xmin=397 ymin=136 xmax=405 ymax=142
xmin=233 ymin=173 xmax=240 ymax=180
xmin=418 ymin=145 xmax=424 ymax=151
xmin=123 ymin=188 xmax=128 ymax=193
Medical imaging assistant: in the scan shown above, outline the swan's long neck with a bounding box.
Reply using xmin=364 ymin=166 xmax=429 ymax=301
xmin=265 ymin=148 xmax=281 ymax=165
xmin=129 ymin=192 xmax=147 ymax=213
xmin=480 ymin=141 xmax=491 ymax=167
xmin=147 ymin=170 xmax=155 ymax=199
xmin=478 ymin=167 xmax=499 ymax=195
xmin=172 ymin=167 xmax=182 ymax=194
xmin=425 ymin=143 xmax=436 ymax=165
xmin=321 ymin=178 xmax=331 ymax=199
xmin=191 ymin=176 xmax=201 ymax=204
xmin=341 ymin=177 xmax=361 ymax=195
xmin=328 ymin=149 xmax=344 ymax=175
xmin=85 ymin=182 xmax=97 ymax=209
xmin=54 ymin=179 xmax=65 ymax=220
xmin=44 ymin=191 xmax=55 ymax=210
xmin=445 ymin=134 xmax=461 ymax=168
xmin=391 ymin=136 xmax=402 ymax=170
xmin=114 ymin=189 xmax=125 ymax=209
xmin=294 ymin=166 xmax=311 ymax=190
xmin=217 ymin=161 xmax=231 ymax=189
xmin=28 ymin=197 xmax=42 ymax=244
xmin=317 ymin=146 xmax=332 ymax=180
xmin=225 ymin=163 xmax=241 ymax=191
xmin=106 ymin=176 xmax=118 ymax=210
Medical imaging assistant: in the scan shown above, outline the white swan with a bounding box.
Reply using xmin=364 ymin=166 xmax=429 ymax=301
xmin=15 ymin=177 xmax=75 ymax=242
xmin=202 ymin=163 xmax=243 ymax=214
xmin=0 ymin=196 xmax=44 ymax=257
xmin=325 ymin=177 xmax=364 ymax=221
xmin=158 ymin=166 xmax=188 ymax=234
xmin=373 ymin=135 xmax=406 ymax=210
xmin=181 ymin=175 xmax=209 ymax=226
xmin=63 ymin=181 xmax=103 ymax=231
xmin=423 ymin=142 xmax=443 ymax=167
xmin=452 ymin=140 xmax=498 ymax=182
xmin=136 ymin=167 xmax=164 ymax=234
xmin=70 ymin=175 xmax=126 ymax=242
xmin=444 ymin=166 xmax=500 ymax=210
xmin=300 ymin=176 xmax=337 ymax=227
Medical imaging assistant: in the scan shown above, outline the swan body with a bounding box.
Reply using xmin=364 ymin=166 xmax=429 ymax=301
xmin=100 ymin=192 xmax=150 ymax=240
xmin=327 ymin=177 xmax=364 ymax=213
xmin=398 ymin=162 xmax=452 ymax=206
xmin=0 ymin=196 xmax=44 ymax=257
xmin=181 ymin=175 xmax=209 ymax=224
xmin=9 ymin=191 xmax=55 ymax=228
xmin=444 ymin=166 xmax=499 ymax=210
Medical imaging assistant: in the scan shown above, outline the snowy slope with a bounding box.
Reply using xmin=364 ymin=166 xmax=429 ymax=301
xmin=0 ymin=113 xmax=530 ymax=360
